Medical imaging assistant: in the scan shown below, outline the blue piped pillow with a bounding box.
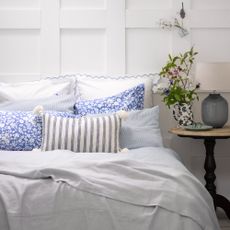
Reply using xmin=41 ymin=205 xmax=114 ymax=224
xmin=74 ymin=84 xmax=145 ymax=116
xmin=0 ymin=111 xmax=79 ymax=151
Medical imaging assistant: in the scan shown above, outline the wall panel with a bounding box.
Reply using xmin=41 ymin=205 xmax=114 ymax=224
xmin=0 ymin=0 xmax=229 ymax=79
xmin=61 ymin=0 xmax=105 ymax=9
xmin=61 ymin=29 xmax=106 ymax=74
xmin=191 ymin=0 xmax=230 ymax=10
xmin=0 ymin=30 xmax=40 ymax=73
xmin=126 ymin=0 xmax=172 ymax=10
xmin=126 ymin=29 xmax=171 ymax=73
xmin=0 ymin=0 xmax=40 ymax=9
xmin=192 ymin=29 xmax=230 ymax=62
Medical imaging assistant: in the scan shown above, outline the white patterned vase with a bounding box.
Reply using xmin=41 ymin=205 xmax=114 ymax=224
xmin=173 ymin=103 xmax=193 ymax=126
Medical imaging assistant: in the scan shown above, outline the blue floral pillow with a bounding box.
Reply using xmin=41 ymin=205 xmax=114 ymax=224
xmin=0 ymin=112 xmax=42 ymax=151
xmin=74 ymin=84 xmax=145 ymax=116
xmin=0 ymin=111 xmax=79 ymax=151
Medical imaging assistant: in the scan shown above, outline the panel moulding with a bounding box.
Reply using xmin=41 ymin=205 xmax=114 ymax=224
xmin=60 ymin=9 xmax=107 ymax=29
xmin=106 ymin=0 xmax=126 ymax=74
xmin=40 ymin=0 xmax=60 ymax=76
xmin=0 ymin=9 xmax=40 ymax=29
xmin=190 ymin=10 xmax=230 ymax=28
xmin=126 ymin=9 xmax=173 ymax=28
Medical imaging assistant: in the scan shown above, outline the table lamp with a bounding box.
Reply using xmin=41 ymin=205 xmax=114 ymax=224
xmin=195 ymin=62 xmax=230 ymax=128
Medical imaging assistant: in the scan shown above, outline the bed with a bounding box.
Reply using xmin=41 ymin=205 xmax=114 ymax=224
xmin=0 ymin=74 xmax=220 ymax=230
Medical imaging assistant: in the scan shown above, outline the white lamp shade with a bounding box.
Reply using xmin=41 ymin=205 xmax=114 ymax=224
xmin=195 ymin=62 xmax=230 ymax=91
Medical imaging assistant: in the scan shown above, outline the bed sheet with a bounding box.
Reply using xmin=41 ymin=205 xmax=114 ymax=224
xmin=0 ymin=147 xmax=220 ymax=230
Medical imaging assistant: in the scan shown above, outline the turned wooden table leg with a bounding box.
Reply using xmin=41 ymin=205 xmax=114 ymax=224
xmin=204 ymin=138 xmax=230 ymax=219
xmin=204 ymin=138 xmax=216 ymax=198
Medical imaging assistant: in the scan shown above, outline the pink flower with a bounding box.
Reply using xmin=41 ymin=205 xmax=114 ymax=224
xmin=172 ymin=68 xmax=179 ymax=76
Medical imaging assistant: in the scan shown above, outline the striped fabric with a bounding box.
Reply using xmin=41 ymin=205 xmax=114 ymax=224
xmin=41 ymin=113 xmax=121 ymax=153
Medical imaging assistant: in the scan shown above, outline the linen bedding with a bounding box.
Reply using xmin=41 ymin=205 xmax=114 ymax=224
xmin=0 ymin=147 xmax=220 ymax=230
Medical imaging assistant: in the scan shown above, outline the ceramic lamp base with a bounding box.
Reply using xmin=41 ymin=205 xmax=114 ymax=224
xmin=202 ymin=92 xmax=228 ymax=128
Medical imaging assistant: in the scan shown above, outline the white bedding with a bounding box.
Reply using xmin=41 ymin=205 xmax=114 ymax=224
xmin=0 ymin=147 xmax=220 ymax=230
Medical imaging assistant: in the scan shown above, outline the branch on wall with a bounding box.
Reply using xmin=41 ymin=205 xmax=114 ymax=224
xmin=158 ymin=17 xmax=189 ymax=38
xmin=157 ymin=2 xmax=189 ymax=38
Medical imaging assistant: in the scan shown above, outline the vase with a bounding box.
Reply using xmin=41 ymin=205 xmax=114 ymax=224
xmin=202 ymin=92 xmax=228 ymax=128
xmin=173 ymin=103 xmax=193 ymax=126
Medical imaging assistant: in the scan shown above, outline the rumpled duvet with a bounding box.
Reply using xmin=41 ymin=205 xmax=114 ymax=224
xmin=0 ymin=147 xmax=220 ymax=230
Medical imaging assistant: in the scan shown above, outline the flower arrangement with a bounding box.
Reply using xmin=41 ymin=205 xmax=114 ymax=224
xmin=158 ymin=47 xmax=200 ymax=108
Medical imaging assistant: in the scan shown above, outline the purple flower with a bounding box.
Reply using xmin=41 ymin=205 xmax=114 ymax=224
xmin=163 ymin=89 xmax=170 ymax=96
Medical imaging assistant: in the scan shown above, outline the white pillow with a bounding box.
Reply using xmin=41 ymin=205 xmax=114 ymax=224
xmin=0 ymin=94 xmax=76 ymax=112
xmin=0 ymin=77 xmax=76 ymax=102
xmin=75 ymin=73 xmax=159 ymax=108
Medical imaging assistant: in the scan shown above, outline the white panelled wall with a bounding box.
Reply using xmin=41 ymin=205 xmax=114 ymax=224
xmin=0 ymin=0 xmax=230 ymax=209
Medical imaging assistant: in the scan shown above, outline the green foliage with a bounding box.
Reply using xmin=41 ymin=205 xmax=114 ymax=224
xmin=159 ymin=47 xmax=199 ymax=108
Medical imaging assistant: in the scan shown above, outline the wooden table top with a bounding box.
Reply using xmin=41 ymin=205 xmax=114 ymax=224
xmin=169 ymin=126 xmax=230 ymax=137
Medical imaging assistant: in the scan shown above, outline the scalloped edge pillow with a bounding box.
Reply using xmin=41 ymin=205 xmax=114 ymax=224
xmin=74 ymin=84 xmax=144 ymax=116
xmin=0 ymin=77 xmax=76 ymax=103
xmin=75 ymin=73 xmax=159 ymax=108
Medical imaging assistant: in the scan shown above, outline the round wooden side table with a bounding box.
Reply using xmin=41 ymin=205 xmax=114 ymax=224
xmin=170 ymin=126 xmax=230 ymax=219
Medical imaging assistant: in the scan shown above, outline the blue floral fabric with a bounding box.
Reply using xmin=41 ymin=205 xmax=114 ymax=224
xmin=0 ymin=112 xmax=42 ymax=151
xmin=0 ymin=111 xmax=79 ymax=151
xmin=74 ymin=84 xmax=145 ymax=116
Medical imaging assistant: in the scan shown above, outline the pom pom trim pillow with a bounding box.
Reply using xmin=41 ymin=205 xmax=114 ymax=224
xmin=74 ymin=84 xmax=144 ymax=116
xmin=42 ymin=113 xmax=121 ymax=153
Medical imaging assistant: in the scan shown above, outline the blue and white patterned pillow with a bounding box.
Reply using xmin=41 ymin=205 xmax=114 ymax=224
xmin=74 ymin=84 xmax=145 ymax=116
xmin=0 ymin=112 xmax=42 ymax=151
xmin=0 ymin=111 xmax=79 ymax=151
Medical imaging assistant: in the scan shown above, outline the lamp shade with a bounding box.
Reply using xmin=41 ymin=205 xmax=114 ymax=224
xmin=195 ymin=62 xmax=230 ymax=91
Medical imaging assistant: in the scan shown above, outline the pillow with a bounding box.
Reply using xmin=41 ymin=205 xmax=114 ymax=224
xmin=74 ymin=84 xmax=144 ymax=116
xmin=120 ymin=106 xmax=163 ymax=149
xmin=0 ymin=111 xmax=78 ymax=151
xmin=42 ymin=113 xmax=121 ymax=153
xmin=75 ymin=73 xmax=159 ymax=108
xmin=44 ymin=74 xmax=79 ymax=97
xmin=0 ymin=112 xmax=42 ymax=151
xmin=0 ymin=94 xmax=77 ymax=112
xmin=0 ymin=76 xmax=76 ymax=102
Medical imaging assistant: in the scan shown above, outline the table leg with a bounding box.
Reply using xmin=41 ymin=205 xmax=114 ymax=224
xmin=204 ymin=138 xmax=216 ymax=196
xmin=204 ymin=138 xmax=230 ymax=219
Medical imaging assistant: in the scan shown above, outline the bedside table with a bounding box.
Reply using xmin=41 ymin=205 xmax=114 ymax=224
xmin=170 ymin=126 xmax=230 ymax=219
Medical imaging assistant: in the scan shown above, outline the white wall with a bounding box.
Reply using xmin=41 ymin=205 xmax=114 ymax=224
xmin=0 ymin=0 xmax=230 ymax=201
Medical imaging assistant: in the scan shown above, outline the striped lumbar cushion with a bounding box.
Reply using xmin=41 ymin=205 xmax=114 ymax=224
xmin=41 ymin=113 xmax=121 ymax=153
